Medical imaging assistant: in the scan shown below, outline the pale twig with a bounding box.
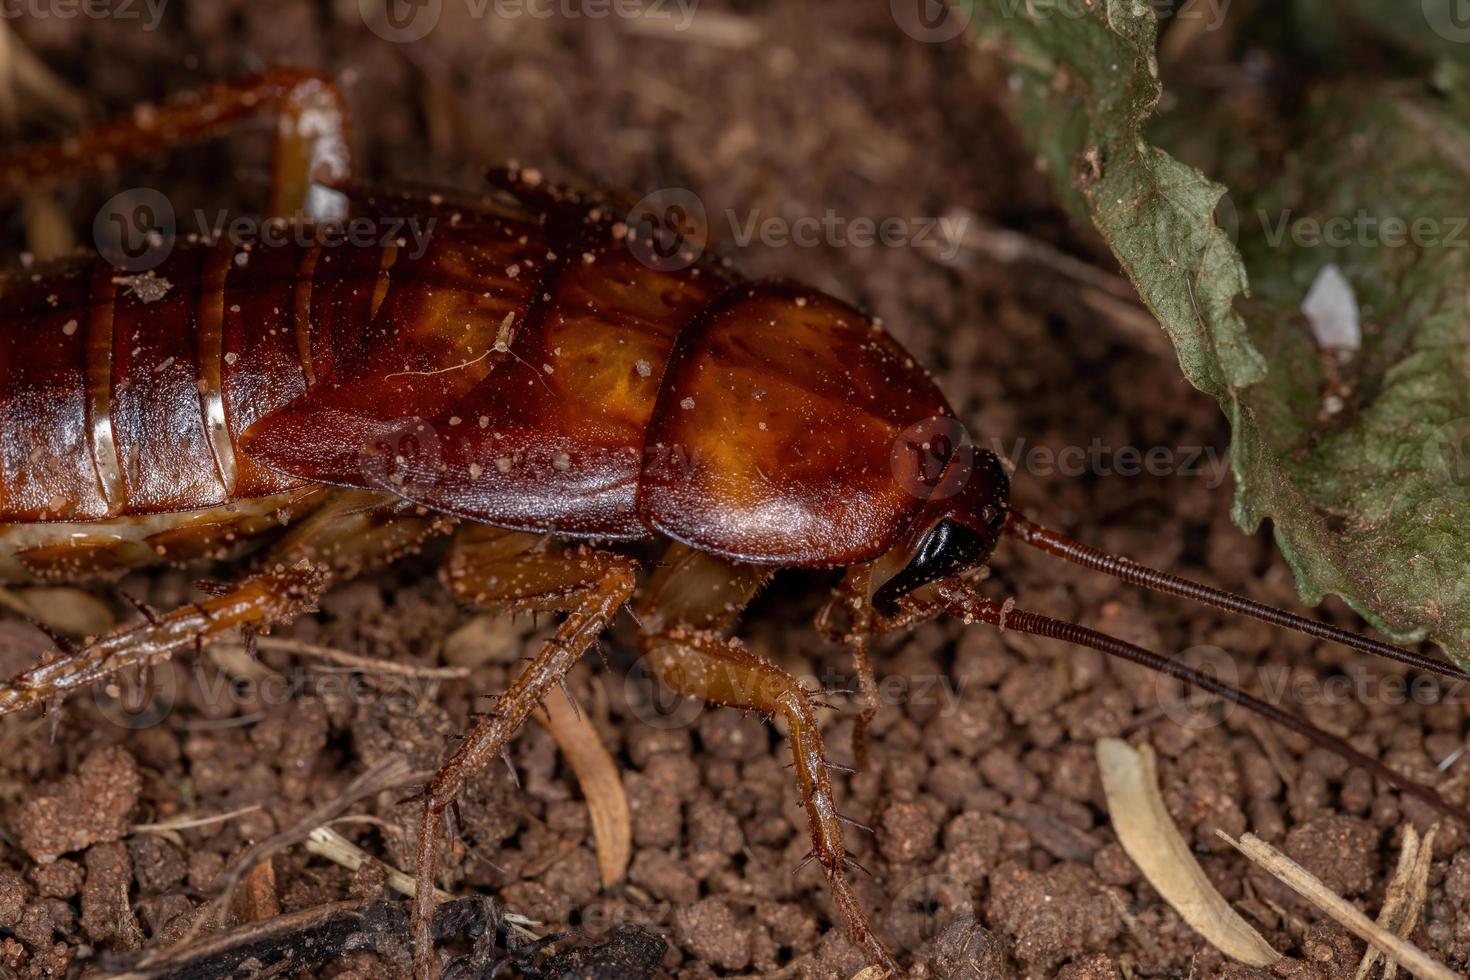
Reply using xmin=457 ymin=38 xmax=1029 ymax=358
xmin=214 ymin=636 xmax=471 ymax=680
xmin=622 ymin=9 xmax=760 ymax=48
xmin=932 ymin=210 xmax=1169 ymax=356
xmin=132 ymin=804 xmax=262 ymax=835
xmin=305 ymin=826 xmax=540 ymax=939
xmin=1218 ymin=831 xmax=1456 ymax=980
xmin=163 ymin=756 xmax=423 ymax=956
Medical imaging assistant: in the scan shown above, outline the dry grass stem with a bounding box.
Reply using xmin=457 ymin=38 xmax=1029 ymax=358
xmin=1218 ymin=830 xmax=1456 ymax=980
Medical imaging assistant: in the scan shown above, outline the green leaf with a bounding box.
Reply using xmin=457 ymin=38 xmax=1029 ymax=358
xmin=964 ymin=0 xmax=1470 ymax=664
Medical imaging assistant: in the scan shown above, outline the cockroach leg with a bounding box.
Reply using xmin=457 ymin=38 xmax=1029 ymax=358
xmin=0 ymin=558 xmax=328 ymax=716
xmin=0 ymin=68 xmax=351 ymax=220
xmin=933 ymin=581 xmax=1470 ymax=827
xmin=639 ymin=623 xmax=897 ymax=975
xmin=413 ymin=527 xmax=638 ymax=980
xmin=818 ymin=572 xmax=923 ymax=768
xmin=638 ymin=550 xmax=896 ymax=975
xmin=0 ymin=491 xmax=447 ymax=718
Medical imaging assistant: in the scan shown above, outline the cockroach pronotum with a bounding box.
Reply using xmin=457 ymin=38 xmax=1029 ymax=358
xmin=1 ymin=70 xmax=1468 ymax=979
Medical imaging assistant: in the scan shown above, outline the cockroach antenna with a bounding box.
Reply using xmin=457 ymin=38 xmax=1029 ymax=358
xmin=1004 ymin=512 xmax=1470 ymax=682
xmin=933 ymin=581 xmax=1470 ymax=828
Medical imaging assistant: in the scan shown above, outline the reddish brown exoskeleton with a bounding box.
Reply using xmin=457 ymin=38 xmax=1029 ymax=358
xmin=2 ymin=71 xmax=1468 ymax=978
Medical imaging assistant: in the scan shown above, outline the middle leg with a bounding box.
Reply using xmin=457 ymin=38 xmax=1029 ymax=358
xmin=640 ymin=548 xmax=898 ymax=974
xmin=412 ymin=526 xmax=637 ymax=980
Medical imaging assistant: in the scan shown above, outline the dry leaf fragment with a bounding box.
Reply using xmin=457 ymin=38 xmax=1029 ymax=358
xmin=1219 ymin=831 xmax=1456 ymax=980
xmin=535 ymin=685 xmax=631 ymax=887
xmin=1096 ymin=738 xmax=1281 ymax=967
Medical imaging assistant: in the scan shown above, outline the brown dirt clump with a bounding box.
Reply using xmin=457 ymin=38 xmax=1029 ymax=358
xmin=17 ymin=746 xmax=141 ymax=864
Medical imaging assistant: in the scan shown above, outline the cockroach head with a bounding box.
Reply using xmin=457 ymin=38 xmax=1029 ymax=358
xmin=872 ymin=448 xmax=1010 ymax=616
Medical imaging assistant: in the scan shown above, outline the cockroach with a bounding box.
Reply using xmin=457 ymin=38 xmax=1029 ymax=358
xmin=1 ymin=71 xmax=1468 ymax=979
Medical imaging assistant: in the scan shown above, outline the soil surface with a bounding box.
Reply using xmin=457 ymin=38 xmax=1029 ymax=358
xmin=3 ymin=2 xmax=1470 ymax=978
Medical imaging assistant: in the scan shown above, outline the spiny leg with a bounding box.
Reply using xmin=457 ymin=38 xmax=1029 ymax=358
xmin=640 ymin=549 xmax=897 ymax=975
xmin=413 ymin=526 xmax=637 ymax=980
xmin=817 ymin=571 xmax=884 ymax=768
xmin=0 ymin=490 xmax=449 ymax=717
xmin=0 ymin=68 xmax=351 ymax=220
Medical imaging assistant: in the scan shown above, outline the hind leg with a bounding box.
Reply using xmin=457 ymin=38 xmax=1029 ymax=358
xmin=0 ymin=491 xmax=449 ymax=716
xmin=0 ymin=68 xmax=351 ymax=219
xmin=412 ymin=526 xmax=638 ymax=980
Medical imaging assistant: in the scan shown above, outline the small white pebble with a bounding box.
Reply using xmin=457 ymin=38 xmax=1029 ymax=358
xmin=61 ymin=319 xmax=78 ymax=336
xmin=680 ymin=397 xmax=695 ymax=410
xmin=635 ymin=359 xmax=652 ymax=378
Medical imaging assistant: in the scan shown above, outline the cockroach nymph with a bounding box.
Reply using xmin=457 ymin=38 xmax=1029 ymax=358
xmin=1 ymin=71 xmax=1467 ymax=979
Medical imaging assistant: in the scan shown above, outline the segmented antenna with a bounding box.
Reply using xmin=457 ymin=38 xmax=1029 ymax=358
xmin=1005 ymin=512 xmax=1470 ymax=683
